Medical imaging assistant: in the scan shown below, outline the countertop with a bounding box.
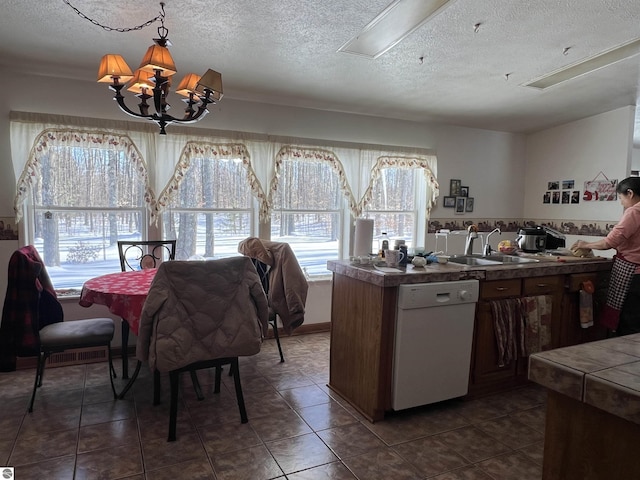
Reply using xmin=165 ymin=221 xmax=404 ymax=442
xmin=528 ymin=334 xmax=640 ymax=425
xmin=327 ymin=254 xmax=613 ymax=287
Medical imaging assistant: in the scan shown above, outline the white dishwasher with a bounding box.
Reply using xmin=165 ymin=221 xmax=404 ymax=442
xmin=392 ymin=280 xmax=479 ymax=411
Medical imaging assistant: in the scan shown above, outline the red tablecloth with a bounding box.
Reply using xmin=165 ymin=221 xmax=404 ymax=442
xmin=79 ymin=268 xmax=157 ymax=336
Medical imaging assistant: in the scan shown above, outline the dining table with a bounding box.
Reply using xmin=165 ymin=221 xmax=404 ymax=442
xmin=79 ymin=267 xmax=157 ymax=398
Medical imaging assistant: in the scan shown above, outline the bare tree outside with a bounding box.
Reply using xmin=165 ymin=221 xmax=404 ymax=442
xmin=163 ymin=152 xmax=253 ymax=260
xmin=32 ymin=144 xmax=147 ymax=289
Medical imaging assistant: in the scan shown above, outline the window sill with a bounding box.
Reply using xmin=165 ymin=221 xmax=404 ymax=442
xmin=57 ymin=291 xmax=82 ymax=302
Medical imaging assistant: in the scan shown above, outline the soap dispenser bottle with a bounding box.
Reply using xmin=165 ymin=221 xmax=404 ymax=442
xmin=379 ymin=232 xmax=389 ymax=257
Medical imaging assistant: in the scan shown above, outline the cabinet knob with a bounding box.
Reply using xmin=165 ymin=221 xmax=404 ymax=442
xmin=495 ymin=287 xmax=508 ymax=292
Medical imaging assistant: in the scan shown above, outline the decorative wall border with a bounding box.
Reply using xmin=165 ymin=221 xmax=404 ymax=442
xmin=428 ymin=218 xmax=615 ymax=236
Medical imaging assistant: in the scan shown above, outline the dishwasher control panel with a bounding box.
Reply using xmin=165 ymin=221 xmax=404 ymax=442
xmin=398 ymin=280 xmax=479 ymax=310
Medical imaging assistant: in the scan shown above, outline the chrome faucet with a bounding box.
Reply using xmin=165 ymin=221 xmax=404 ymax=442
xmin=464 ymin=226 xmax=478 ymax=255
xmin=483 ymin=228 xmax=502 ymax=256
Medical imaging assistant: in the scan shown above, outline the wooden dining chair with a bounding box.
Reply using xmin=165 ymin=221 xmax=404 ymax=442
xmin=0 ymin=246 xmax=116 ymax=412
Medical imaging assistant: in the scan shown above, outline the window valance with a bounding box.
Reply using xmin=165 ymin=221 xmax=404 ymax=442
xmin=10 ymin=112 xmax=438 ymax=224
xmin=359 ymin=156 xmax=440 ymax=216
xmin=12 ymin=128 xmax=155 ymax=223
xmin=156 ymin=141 xmax=267 ymax=221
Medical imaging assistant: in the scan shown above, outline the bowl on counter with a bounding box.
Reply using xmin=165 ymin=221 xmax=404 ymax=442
xmin=498 ymin=240 xmax=518 ymax=255
xmin=436 ymin=255 xmax=450 ymax=264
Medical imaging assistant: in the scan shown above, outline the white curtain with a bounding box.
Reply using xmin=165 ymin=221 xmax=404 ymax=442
xmin=358 ymin=154 xmax=440 ymax=216
xmin=10 ymin=111 xmax=438 ymax=224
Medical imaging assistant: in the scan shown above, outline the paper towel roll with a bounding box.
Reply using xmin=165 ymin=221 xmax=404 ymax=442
xmin=354 ymin=218 xmax=374 ymax=257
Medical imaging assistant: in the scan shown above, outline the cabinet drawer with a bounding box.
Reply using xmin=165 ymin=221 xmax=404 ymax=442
xmin=566 ymin=273 xmax=599 ymax=293
xmin=480 ymin=279 xmax=521 ymax=299
xmin=523 ymin=275 xmax=562 ymax=295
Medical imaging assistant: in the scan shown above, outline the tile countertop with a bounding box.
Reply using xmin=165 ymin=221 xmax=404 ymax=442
xmin=326 ymin=255 xmax=613 ymax=288
xmin=528 ymin=334 xmax=640 ymax=425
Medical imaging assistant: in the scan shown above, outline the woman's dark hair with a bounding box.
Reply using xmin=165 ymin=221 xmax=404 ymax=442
xmin=616 ymin=176 xmax=640 ymax=195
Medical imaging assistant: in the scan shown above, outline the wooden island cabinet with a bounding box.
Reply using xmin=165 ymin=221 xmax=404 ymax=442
xmin=529 ymin=335 xmax=640 ymax=479
xmin=327 ymin=257 xmax=612 ymax=422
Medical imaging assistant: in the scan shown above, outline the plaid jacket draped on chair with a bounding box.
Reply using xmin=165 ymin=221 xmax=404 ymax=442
xmin=0 ymin=246 xmax=63 ymax=371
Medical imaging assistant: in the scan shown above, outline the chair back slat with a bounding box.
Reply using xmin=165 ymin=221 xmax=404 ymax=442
xmin=117 ymin=240 xmax=176 ymax=272
xmin=250 ymin=258 xmax=270 ymax=296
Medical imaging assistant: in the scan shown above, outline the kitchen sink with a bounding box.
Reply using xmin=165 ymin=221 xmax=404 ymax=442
xmin=448 ymin=254 xmax=540 ymax=266
xmin=486 ymin=254 xmax=540 ymax=264
xmin=448 ymin=255 xmax=503 ymax=266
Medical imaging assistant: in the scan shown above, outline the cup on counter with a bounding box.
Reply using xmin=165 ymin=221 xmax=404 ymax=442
xmin=384 ymin=249 xmax=405 ymax=267
xmin=358 ymin=255 xmax=372 ymax=265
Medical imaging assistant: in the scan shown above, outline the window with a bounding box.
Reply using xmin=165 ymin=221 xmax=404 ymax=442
xmin=161 ymin=144 xmax=256 ymax=260
xmin=13 ymin=118 xmax=437 ymax=287
xmin=270 ymin=148 xmax=350 ymax=276
xmin=361 ymin=160 xmax=432 ymax=252
xmin=24 ymin=132 xmax=151 ymax=291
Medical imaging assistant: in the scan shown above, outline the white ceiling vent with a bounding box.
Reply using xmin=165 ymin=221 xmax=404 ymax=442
xmin=524 ymin=38 xmax=640 ymax=90
xmin=338 ymin=0 xmax=454 ymax=59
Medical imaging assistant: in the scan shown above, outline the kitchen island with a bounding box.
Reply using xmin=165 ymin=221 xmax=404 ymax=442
xmin=528 ymin=334 xmax=640 ymax=479
xmin=327 ymin=255 xmax=612 ymax=422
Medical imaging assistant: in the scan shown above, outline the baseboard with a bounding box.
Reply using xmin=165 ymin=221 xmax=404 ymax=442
xmin=14 ymin=324 xmax=331 ymax=370
xmin=16 ymin=346 xmax=109 ymax=370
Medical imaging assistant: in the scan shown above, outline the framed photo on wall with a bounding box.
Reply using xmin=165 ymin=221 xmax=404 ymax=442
xmin=455 ymin=196 xmax=466 ymax=214
xmin=460 ymin=186 xmax=469 ymax=197
xmin=0 ymin=217 xmax=18 ymax=240
xmin=465 ymin=197 xmax=474 ymax=212
xmin=443 ymin=196 xmax=456 ymax=208
xmin=450 ymin=179 xmax=461 ymax=197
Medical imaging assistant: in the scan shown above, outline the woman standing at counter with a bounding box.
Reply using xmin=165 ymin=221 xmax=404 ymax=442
xmin=572 ymin=176 xmax=640 ymax=335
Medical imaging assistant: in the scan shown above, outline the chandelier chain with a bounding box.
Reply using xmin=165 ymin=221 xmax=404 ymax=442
xmin=62 ymin=0 xmax=164 ymax=33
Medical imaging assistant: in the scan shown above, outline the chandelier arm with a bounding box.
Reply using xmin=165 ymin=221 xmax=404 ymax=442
xmin=153 ymin=85 xmax=165 ymax=118
xmin=181 ymin=108 xmax=210 ymax=123
xmin=112 ymin=85 xmax=153 ymax=120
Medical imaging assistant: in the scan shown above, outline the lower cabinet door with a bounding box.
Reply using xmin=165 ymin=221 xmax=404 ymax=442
xmin=470 ymin=301 xmax=518 ymax=394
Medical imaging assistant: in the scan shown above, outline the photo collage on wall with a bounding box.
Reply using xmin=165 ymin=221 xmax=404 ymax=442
xmin=443 ymin=179 xmax=474 ymax=214
xmin=543 ymin=180 xmax=580 ymax=205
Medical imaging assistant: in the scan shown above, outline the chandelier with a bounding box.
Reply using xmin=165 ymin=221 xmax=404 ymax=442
xmin=96 ymin=2 xmax=222 ymax=134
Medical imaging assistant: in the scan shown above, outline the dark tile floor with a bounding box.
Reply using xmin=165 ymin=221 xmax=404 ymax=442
xmin=0 ymin=332 xmax=547 ymax=479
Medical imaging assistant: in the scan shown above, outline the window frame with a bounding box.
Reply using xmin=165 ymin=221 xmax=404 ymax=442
xmin=19 ymin=130 xmax=154 ymax=292
xmin=268 ymin=147 xmax=355 ymax=276
xmin=362 ymin=166 xmax=429 ymax=249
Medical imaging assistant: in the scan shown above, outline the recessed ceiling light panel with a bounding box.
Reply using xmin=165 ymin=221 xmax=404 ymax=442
xmin=338 ymin=0 xmax=454 ymax=59
xmin=524 ymin=38 xmax=640 ymax=90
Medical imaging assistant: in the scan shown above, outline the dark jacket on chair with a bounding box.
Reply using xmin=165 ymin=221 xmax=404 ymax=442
xmin=0 ymin=246 xmax=63 ymax=371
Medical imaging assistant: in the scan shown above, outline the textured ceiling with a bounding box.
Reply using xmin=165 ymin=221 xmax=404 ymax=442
xmin=1 ymin=0 xmax=640 ymax=144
